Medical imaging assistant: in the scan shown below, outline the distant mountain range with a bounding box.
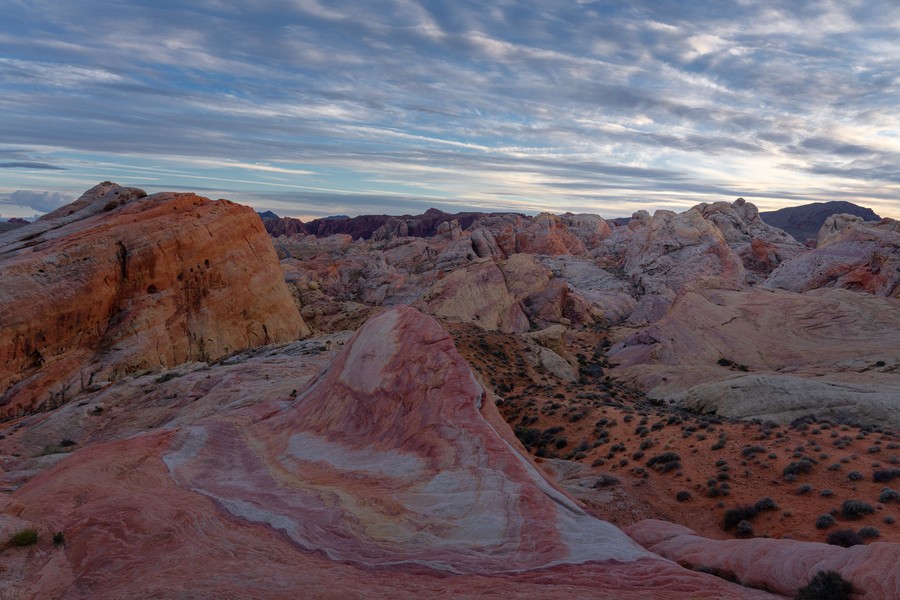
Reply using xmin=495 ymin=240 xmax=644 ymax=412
xmin=760 ymin=200 xmax=880 ymax=243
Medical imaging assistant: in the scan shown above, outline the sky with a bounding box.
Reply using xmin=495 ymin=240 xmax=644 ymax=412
xmin=1 ymin=0 xmax=899 ymax=221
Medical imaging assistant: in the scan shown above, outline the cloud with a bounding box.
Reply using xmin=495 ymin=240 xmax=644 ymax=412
xmin=0 ymin=162 xmax=66 ymax=170
xmin=6 ymin=190 xmax=73 ymax=213
xmin=0 ymin=0 xmax=897 ymax=218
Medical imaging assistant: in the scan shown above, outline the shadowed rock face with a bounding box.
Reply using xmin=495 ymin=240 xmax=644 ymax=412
xmin=0 ymin=182 xmax=308 ymax=417
xmin=4 ymin=306 xmax=772 ymax=598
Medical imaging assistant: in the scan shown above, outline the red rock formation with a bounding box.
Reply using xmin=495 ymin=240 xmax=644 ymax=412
xmin=765 ymin=214 xmax=900 ymax=297
xmin=628 ymin=519 xmax=899 ymax=599
xmin=3 ymin=306 xmax=772 ymax=598
xmin=608 ymin=287 xmax=900 ymax=425
xmin=0 ymin=183 xmax=308 ymax=417
xmin=621 ymin=208 xmax=746 ymax=296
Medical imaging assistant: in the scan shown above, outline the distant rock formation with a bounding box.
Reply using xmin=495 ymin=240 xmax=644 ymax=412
xmin=607 ymin=287 xmax=900 ymax=425
xmin=765 ymin=215 xmax=900 ymax=297
xmin=262 ymin=207 xmax=529 ymax=241
xmin=0 ymin=182 xmax=308 ymax=417
xmin=0 ymin=218 xmax=28 ymax=234
xmin=760 ymin=200 xmax=881 ymax=244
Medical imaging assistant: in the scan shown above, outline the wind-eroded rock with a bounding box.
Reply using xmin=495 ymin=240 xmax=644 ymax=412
xmin=607 ymin=287 xmax=900 ymax=425
xmin=622 ymin=208 xmax=745 ymax=296
xmin=415 ymin=258 xmax=530 ymax=332
xmin=0 ymin=182 xmax=307 ymax=417
xmin=765 ymin=215 xmax=900 ymax=297
xmin=628 ymin=520 xmax=899 ymax=599
xmin=4 ymin=306 xmax=771 ymax=598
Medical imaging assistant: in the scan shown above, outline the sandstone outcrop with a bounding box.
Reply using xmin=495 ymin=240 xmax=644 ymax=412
xmin=0 ymin=182 xmax=307 ymax=417
xmin=607 ymin=287 xmax=900 ymax=424
xmin=1 ymin=307 xmax=772 ymax=598
xmin=697 ymin=198 xmax=803 ymax=278
xmin=765 ymin=215 xmax=900 ymax=297
xmin=622 ymin=207 xmax=746 ymax=295
xmin=415 ymin=258 xmax=530 ymax=332
xmin=628 ymin=519 xmax=899 ymax=599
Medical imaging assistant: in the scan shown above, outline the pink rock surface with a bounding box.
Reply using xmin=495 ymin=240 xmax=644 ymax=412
xmin=608 ymin=287 xmax=900 ymax=424
xmin=628 ymin=519 xmax=900 ymax=599
xmin=622 ymin=208 xmax=746 ymax=295
xmin=3 ymin=307 xmax=772 ymax=599
xmin=0 ymin=183 xmax=307 ymax=417
xmin=765 ymin=214 xmax=900 ymax=297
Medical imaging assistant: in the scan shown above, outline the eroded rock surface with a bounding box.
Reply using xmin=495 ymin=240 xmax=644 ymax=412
xmin=1 ymin=307 xmax=772 ymax=599
xmin=0 ymin=183 xmax=307 ymax=417
xmin=628 ymin=519 xmax=899 ymax=599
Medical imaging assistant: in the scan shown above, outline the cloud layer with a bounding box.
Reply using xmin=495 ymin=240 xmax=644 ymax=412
xmin=0 ymin=1 xmax=898 ymax=218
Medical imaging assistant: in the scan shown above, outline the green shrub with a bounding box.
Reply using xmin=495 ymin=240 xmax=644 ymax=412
xmin=815 ymin=514 xmax=836 ymax=529
xmin=879 ymin=488 xmax=899 ymax=503
xmin=796 ymin=570 xmax=854 ymax=600
xmin=754 ymin=497 xmax=778 ymax=512
xmin=12 ymin=529 xmax=38 ymax=546
xmin=735 ymin=520 xmax=753 ymax=537
xmin=724 ymin=505 xmax=758 ymax=530
xmin=858 ymin=526 xmax=880 ymax=539
xmin=841 ymin=499 xmax=875 ymax=519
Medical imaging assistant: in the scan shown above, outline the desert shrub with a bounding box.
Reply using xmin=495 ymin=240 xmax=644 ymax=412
xmin=593 ymin=474 xmax=619 ymax=488
xmin=879 ymin=488 xmax=900 ymax=503
xmin=884 ymin=515 xmax=895 ymax=524
xmin=858 ymin=526 xmax=880 ymax=539
xmin=820 ymin=489 xmax=834 ymax=497
xmin=741 ymin=445 xmax=765 ymax=458
xmin=514 ymin=427 xmax=541 ymax=448
xmin=873 ymin=468 xmax=900 ymax=483
xmin=724 ymin=505 xmax=758 ymax=530
xmin=11 ymin=529 xmax=38 ymax=546
xmin=783 ymin=460 xmax=813 ymax=477
xmin=796 ymin=484 xmax=812 ymax=495
xmin=735 ymin=520 xmax=753 ymax=537
xmin=676 ymin=490 xmax=691 ymax=502
xmin=847 ymin=470 xmax=863 ymax=481
xmin=796 ymin=570 xmax=854 ymax=600
xmin=827 ymin=529 xmax=864 ymax=547
xmin=754 ymin=497 xmax=779 ymax=512
xmin=53 ymin=531 xmax=65 ymax=546
xmin=816 ymin=514 xmax=836 ymax=529
xmin=647 ymin=452 xmax=681 ymax=473
xmin=841 ymin=499 xmax=875 ymax=519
